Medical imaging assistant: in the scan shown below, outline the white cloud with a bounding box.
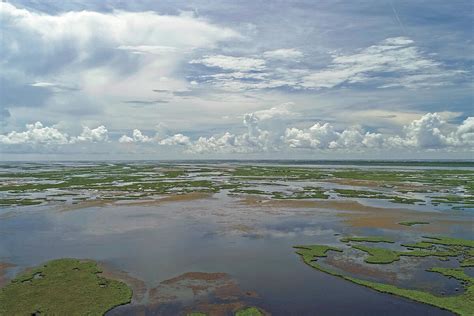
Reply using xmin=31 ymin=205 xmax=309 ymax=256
xmin=301 ymin=37 xmax=464 ymax=89
xmin=1 ymin=111 xmax=472 ymax=153
xmin=263 ymin=48 xmax=303 ymax=60
xmin=118 ymin=135 xmax=134 ymax=143
xmin=74 ymin=126 xmax=109 ymax=143
xmin=187 ymin=108 xmax=473 ymax=153
xmin=0 ymin=122 xmax=69 ymax=145
xmin=118 ymin=129 xmax=189 ymax=146
xmin=190 ymin=55 xmax=266 ymax=71
xmin=116 ymin=45 xmax=177 ymax=55
xmin=191 ymin=37 xmax=465 ymax=91
xmin=118 ymin=129 xmax=152 ymax=143
xmin=453 ymin=117 xmax=474 ymax=145
xmin=0 ymin=122 xmax=110 ymax=145
xmin=1 ymin=3 xmax=239 ymax=70
xmin=159 ymin=134 xmax=191 ymax=146
xmin=400 ymin=112 xmax=448 ymax=148
xmin=1 ymin=2 xmax=240 ymax=122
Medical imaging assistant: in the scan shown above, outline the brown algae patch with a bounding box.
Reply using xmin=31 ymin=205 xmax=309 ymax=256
xmin=147 ymin=272 xmax=261 ymax=315
xmin=98 ymin=263 xmax=147 ymax=303
xmin=0 ymin=262 xmax=15 ymax=287
xmin=118 ymin=192 xmax=214 ymax=206
xmin=324 ymin=256 xmax=398 ymax=283
xmin=59 ymin=192 xmax=213 ymax=212
xmin=236 ymin=196 xmax=465 ymax=232
xmin=340 ymin=210 xmax=469 ymax=232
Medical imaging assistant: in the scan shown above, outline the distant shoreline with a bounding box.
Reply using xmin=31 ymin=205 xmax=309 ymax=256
xmin=1 ymin=159 xmax=473 ymax=167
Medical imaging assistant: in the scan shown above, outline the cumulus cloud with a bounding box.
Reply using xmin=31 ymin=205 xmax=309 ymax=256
xmin=119 ymin=129 xmax=152 ymax=143
xmin=118 ymin=129 xmax=190 ymax=146
xmin=187 ymin=109 xmax=473 ymax=153
xmin=189 ymin=105 xmax=294 ymax=153
xmin=453 ymin=117 xmax=474 ymax=145
xmin=0 ymin=122 xmax=69 ymax=145
xmin=73 ymin=126 xmax=109 ymax=143
xmin=159 ymin=134 xmax=191 ymax=146
xmin=1 ymin=111 xmax=472 ymax=153
xmin=0 ymin=122 xmax=110 ymax=145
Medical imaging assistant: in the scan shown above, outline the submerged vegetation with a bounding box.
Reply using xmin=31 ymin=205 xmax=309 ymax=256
xmin=0 ymin=258 xmax=132 ymax=315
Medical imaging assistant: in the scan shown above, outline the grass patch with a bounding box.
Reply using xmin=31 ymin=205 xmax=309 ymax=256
xmin=235 ymin=307 xmax=264 ymax=316
xmin=399 ymin=221 xmax=430 ymax=227
xmin=340 ymin=236 xmax=395 ymax=243
xmin=0 ymin=198 xmax=44 ymax=206
xmin=353 ymin=245 xmax=459 ymax=264
xmin=293 ymin=245 xmax=343 ymax=263
xmin=423 ymin=236 xmax=474 ymax=248
xmin=0 ymin=258 xmax=132 ymax=315
xmin=352 ymin=245 xmax=400 ymax=264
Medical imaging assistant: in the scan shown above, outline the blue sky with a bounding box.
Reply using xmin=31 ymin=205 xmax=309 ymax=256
xmin=0 ymin=0 xmax=472 ymax=160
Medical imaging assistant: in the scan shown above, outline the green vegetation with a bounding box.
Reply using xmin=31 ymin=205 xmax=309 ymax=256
xmin=293 ymin=245 xmax=343 ymax=263
xmin=399 ymin=221 xmax=430 ymax=226
xmin=0 ymin=198 xmax=43 ymax=206
xmin=230 ymin=189 xmax=271 ymax=195
xmin=235 ymin=307 xmax=263 ymax=316
xmin=341 ymin=236 xmax=395 ymax=243
xmin=231 ymin=166 xmax=328 ymax=180
xmin=187 ymin=313 xmax=207 ymax=316
xmin=401 ymin=241 xmax=434 ymax=249
xmin=353 ymin=245 xmax=459 ymax=264
xmin=431 ymin=195 xmax=474 ymax=205
xmin=345 ymin=271 xmax=473 ymax=316
xmin=0 ymin=258 xmax=132 ymax=315
xmin=1 ymin=163 xmax=472 ymax=207
xmin=460 ymin=258 xmax=474 ymax=267
xmin=352 ymin=245 xmax=400 ymax=264
xmin=422 ymin=236 xmax=474 ymax=248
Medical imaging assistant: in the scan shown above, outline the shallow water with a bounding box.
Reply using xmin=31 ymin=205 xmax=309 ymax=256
xmin=1 ymin=200 xmax=454 ymax=315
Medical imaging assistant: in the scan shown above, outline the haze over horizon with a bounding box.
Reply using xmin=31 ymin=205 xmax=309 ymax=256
xmin=0 ymin=0 xmax=473 ymax=160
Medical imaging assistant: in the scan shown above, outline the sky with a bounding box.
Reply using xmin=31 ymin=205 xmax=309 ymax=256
xmin=0 ymin=0 xmax=473 ymax=160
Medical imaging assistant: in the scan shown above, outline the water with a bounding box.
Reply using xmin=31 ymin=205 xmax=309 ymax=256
xmin=1 ymin=200 xmax=453 ymax=315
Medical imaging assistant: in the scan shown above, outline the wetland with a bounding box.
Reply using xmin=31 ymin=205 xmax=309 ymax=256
xmin=0 ymin=161 xmax=473 ymax=315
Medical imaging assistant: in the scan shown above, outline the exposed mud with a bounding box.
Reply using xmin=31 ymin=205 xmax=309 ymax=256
xmin=0 ymin=262 xmax=15 ymax=287
xmin=108 ymin=271 xmax=262 ymax=316
xmin=59 ymin=192 xmax=212 ymax=212
xmin=325 ymin=256 xmax=398 ymax=283
xmin=98 ymin=263 xmax=147 ymax=303
xmin=237 ymin=196 xmax=471 ymax=233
